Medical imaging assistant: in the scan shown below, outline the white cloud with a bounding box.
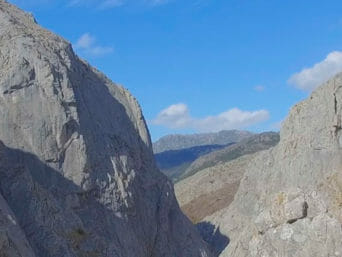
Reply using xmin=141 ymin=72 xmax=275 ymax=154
xmin=152 ymin=103 xmax=191 ymax=129
xmin=74 ymin=33 xmax=113 ymax=57
xmin=74 ymin=33 xmax=95 ymax=49
xmin=254 ymin=85 xmax=265 ymax=92
xmin=288 ymin=51 xmax=342 ymax=91
xmin=152 ymin=103 xmax=270 ymax=132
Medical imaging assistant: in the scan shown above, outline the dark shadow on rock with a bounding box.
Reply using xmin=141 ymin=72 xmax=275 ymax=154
xmin=196 ymin=221 xmax=229 ymax=257
xmin=0 ymin=134 xmax=208 ymax=256
xmin=0 ymin=140 xmax=158 ymax=256
xmin=0 ymin=141 xmax=87 ymax=256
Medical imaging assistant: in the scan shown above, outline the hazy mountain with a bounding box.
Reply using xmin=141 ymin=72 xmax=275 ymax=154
xmin=153 ymin=130 xmax=253 ymax=153
xmin=181 ymin=132 xmax=280 ymax=180
xmin=155 ymin=143 xmax=233 ymax=181
xmin=153 ymin=130 xmax=254 ymax=182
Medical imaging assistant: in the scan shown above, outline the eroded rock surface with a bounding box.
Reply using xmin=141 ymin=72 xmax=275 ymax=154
xmin=206 ymin=73 xmax=342 ymax=256
xmin=0 ymin=1 xmax=211 ymax=256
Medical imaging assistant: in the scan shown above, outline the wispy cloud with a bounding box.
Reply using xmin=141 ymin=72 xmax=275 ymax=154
xmin=254 ymin=85 xmax=265 ymax=92
xmin=74 ymin=33 xmax=113 ymax=57
xmin=67 ymin=0 xmax=170 ymax=9
xmin=147 ymin=0 xmax=170 ymax=6
xmin=288 ymin=51 xmax=342 ymax=91
xmin=99 ymin=0 xmax=124 ymax=8
xmin=270 ymin=120 xmax=283 ymax=131
xmin=152 ymin=103 xmax=269 ymax=132
xmin=10 ymin=0 xmax=55 ymax=7
xmin=10 ymin=0 xmax=174 ymax=9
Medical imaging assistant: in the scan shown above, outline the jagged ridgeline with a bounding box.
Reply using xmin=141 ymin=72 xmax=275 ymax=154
xmin=0 ymin=1 xmax=212 ymax=256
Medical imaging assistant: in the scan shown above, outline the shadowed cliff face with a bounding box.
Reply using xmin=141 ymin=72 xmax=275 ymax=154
xmin=0 ymin=1 xmax=212 ymax=256
xmin=0 ymin=141 xmax=206 ymax=257
xmin=196 ymin=222 xmax=229 ymax=257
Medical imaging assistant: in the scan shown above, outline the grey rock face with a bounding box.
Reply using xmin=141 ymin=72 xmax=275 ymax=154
xmin=0 ymin=1 xmax=212 ymax=257
xmin=205 ymin=73 xmax=342 ymax=256
xmin=153 ymin=130 xmax=253 ymax=154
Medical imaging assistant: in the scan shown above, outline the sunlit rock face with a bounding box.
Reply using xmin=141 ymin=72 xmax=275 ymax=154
xmin=0 ymin=1 xmax=212 ymax=256
xmin=205 ymin=73 xmax=342 ymax=256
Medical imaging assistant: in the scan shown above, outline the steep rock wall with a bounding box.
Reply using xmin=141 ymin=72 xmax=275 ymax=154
xmin=0 ymin=1 xmax=211 ymax=256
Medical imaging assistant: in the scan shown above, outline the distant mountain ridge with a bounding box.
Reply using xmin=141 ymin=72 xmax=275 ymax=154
xmin=155 ymin=144 xmax=230 ymax=170
xmin=181 ymin=131 xmax=280 ymax=179
xmin=153 ymin=130 xmax=253 ymax=153
xmin=155 ymin=143 xmax=234 ymax=181
xmin=154 ymin=131 xmax=278 ymax=183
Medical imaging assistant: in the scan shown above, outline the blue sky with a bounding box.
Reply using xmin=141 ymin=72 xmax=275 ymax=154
xmin=9 ymin=0 xmax=342 ymax=141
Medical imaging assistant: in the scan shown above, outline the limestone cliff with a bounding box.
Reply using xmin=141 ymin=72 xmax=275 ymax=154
xmin=0 ymin=1 xmax=211 ymax=256
xmin=206 ymin=73 xmax=342 ymax=256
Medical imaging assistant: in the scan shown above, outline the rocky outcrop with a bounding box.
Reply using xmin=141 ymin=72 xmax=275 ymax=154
xmin=205 ymin=73 xmax=342 ymax=256
xmin=153 ymin=130 xmax=253 ymax=153
xmin=0 ymin=1 xmax=211 ymax=256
